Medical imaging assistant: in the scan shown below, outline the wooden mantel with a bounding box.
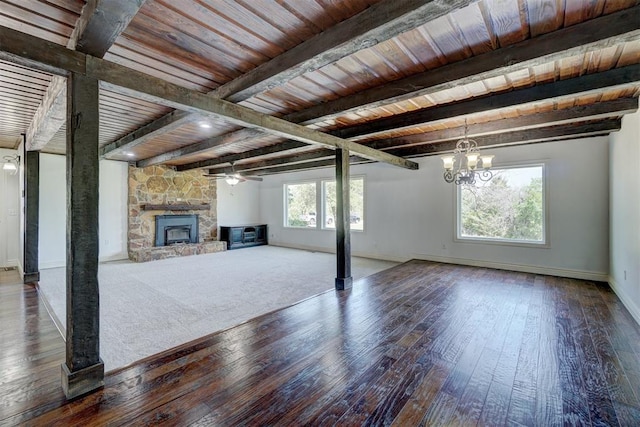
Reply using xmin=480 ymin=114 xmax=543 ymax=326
xmin=141 ymin=204 xmax=210 ymax=211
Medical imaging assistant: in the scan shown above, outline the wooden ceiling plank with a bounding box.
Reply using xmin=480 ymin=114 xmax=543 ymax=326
xmin=101 ymin=0 xmax=474 ymax=158
xmin=333 ymin=64 xmax=640 ymax=140
xmin=152 ymin=5 xmax=640 ymax=167
xmin=99 ymin=110 xmax=198 ymax=155
xmin=169 ymin=61 xmax=638 ymax=170
xmin=215 ymin=0 xmax=475 ymax=103
xmin=288 ymin=6 xmax=640 ymax=125
xmin=173 ymin=141 xmax=310 ymax=171
xmin=0 ymin=25 xmax=417 ymax=169
xmin=202 ymin=99 xmax=636 ymax=174
xmin=137 ymin=127 xmax=265 ymax=167
xmin=390 ymin=118 xmax=621 ymax=156
xmin=24 ymin=0 xmax=147 ymax=151
xmin=230 ymin=118 xmax=620 ymax=176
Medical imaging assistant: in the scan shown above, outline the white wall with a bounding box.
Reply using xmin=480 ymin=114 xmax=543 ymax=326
xmin=39 ymin=154 xmax=129 ymax=268
xmin=610 ymin=110 xmax=640 ymax=325
xmin=217 ymin=179 xmax=261 ymax=227
xmin=0 ymin=148 xmax=21 ymax=267
xmin=260 ymin=136 xmax=610 ymax=280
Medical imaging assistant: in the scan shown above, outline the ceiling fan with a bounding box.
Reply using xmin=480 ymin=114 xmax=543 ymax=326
xmin=203 ymin=162 xmax=262 ymax=186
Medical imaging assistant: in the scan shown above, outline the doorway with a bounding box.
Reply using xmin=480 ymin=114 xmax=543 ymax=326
xmin=0 ymin=161 xmax=20 ymax=268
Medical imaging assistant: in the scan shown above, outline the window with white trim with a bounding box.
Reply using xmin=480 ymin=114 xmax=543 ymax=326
xmin=283 ymin=177 xmax=364 ymax=230
xmin=284 ymin=182 xmax=317 ymax=228
xmin=457 ymin=164 xmax=546 ymax=244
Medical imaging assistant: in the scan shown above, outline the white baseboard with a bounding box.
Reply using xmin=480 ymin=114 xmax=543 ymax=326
xmin=100 ymin=253 xmax=128 ymax=263
xmin=33 ymin=282 xmax=66 ymax=340
xmin=39 ymin=260 xmax=65 ymax=269
xmin=608 ymin=276 xmax=640 ymax=327
xmin=269 ymin=242 xmax=407 ymax=263
xmin=39 ymin=253 xmax=129 ymax=270
xmin=411 ymin=253 xmax=609 ymax=282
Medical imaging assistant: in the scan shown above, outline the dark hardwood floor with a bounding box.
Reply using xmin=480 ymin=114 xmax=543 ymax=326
xmin=1 ymin=261 xmax=639 ymax=426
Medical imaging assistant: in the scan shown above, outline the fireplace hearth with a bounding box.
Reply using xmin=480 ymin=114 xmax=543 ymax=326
xmin=155 ymin=214 xmax=199 ymax=246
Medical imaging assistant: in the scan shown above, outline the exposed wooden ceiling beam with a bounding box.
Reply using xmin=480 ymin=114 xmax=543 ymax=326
xmin=207 ymin=116 xmax=625 ymax=174
xmin=24 ymin=0 xmax=146 ymax=151
xmin=75 ymin=0 xmax=147 ymax=58
xmin=101 ymin=0 xmax=474 ymax=158
xmin=368 ymin=97 xmax=638 ymax=150
xmin=222 ymin=119 xmax=621 ymax=176
xmin=334 ymin=65 xmax=640 ymax=140
xmin=288 ymin=6 xmax=640 ymax=125
xmin=217 ymin=0 xmax=474 ymax=103
xmin=177 ymin=87 xmax=638 ymax=172
xmin=0 ymin=25 xmax=418 ymax=170
xmin=134 ymin=5 xmax=640 ymax=166
xmin=173 ymin=141 xmax=309 ymax=171
xmin=391 ymin=118 xmax=621 ymax=157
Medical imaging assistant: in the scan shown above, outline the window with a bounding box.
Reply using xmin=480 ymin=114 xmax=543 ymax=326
xmin=457 ymin=165 xmax=545 ymax=245
xmin=283 ymin=177 xmax=365 ymax=230
xmin=322 ymin=177 xmax=364 ymax=231
xmin=284 ymin=182 xmax=317 ymax=227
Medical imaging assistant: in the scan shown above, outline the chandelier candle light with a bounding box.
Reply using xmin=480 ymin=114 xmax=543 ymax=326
xmin=441 ymin=120 xmax=494 ymax=185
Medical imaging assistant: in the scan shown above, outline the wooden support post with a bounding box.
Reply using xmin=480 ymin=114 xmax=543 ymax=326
xmin=61 ymin=73 xmax=104 ymax=399
xmin=335 ymin=148 xmax=352 ymax=290
xmin=23 ymin=149 xmax=40 ymax=283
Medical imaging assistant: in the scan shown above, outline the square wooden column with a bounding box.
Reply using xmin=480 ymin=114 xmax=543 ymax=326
xmin=61 ymin=73 xmax=104 ymax=399
xmin=23 ymin=149 xmax=40 ymax=283
xmin=335 ymin=148 xmax=352 ymax=290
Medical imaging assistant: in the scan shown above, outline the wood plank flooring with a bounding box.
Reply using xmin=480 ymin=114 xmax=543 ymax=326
xmin=1 ymin=261 xmax=639 ymax=426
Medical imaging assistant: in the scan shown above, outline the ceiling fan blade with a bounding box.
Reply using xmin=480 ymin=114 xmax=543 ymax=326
xmin=241 ymin=176 xmax=263 ymax=182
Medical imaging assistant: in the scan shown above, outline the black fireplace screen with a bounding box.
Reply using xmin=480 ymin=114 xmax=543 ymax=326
xmin=155 ymin=214 xmax=199 ymax=246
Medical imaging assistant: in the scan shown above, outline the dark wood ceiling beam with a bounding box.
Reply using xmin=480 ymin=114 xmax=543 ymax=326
xmin=368 ymin=97 xmax=638 ymax=150
xmin=100 ymin=110 xmax=197 ymax=157
xmin=173 ymin=140 xmax=309 ymax=171
xmin=229 ymin=119 xmax=620 ymax=176
xmin=181 ymin=94 xmax=638 ymax=172
xmin=390 ymin=118 xmax=621 ymax=157
xmin=102 ymin=0 xmax=474 ymax=158
xmin=206 ymin=149 xmax=334 ymax=175
xmin=75 ymin=0 xmax=147 ymax=58
xmin=135 ymin=6 xmax=640 ymax=166
xmin=25 ymin=0 xmax=146 ymax=151
xmin=288 ymin=6 xmax=640 ymax=125
xmin=232 ymin=158 xmax=337 ymax=176
xmin=217 ymin=0 xmax=474 ymax=103
xmin=137 ymin=125 xmax=267 ymax=167
xmin=0 ymin=25 xmax=418 ymax=170
xmin=334 ymin=64 xmax=640 ymax=140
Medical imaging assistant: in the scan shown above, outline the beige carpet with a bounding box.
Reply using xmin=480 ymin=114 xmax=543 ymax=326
xmin=38 ymin=246 xmax=397 ymax=372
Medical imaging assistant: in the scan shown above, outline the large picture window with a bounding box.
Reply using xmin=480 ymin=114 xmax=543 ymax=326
xmin=323 ymin=177 xmax=364 ymax=231
xmin=284 ymin=182 xmax=317 ymax=228
xmin=457 ymin=165 xmax=546 ymax=244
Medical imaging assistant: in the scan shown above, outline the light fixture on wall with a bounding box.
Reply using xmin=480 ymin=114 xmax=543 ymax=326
xmin=441 ymin=120 xmax=494 ymax=185
xmin=2 ymin=154 xmax=20 ymax=175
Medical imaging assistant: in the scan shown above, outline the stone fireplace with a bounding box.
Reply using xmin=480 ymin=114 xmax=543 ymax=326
xmin=128 ymin=165 xmax=225 ymax=262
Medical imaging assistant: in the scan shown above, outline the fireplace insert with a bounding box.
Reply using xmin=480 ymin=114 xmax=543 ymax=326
xmin=155 ymin=214 xmax=199 ymax=246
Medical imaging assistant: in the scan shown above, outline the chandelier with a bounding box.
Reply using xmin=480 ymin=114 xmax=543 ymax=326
xmin=441 ymin=121 xmax=494 ymax=185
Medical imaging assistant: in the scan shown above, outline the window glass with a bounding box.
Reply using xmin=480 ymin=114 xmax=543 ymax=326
xmin=458 ymin=165 xmax=545 ymax=244
xmin=323 ymin=177 xmax=364 ymax=231
xmin=284 ymin=182 xmax=317 ymax=227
